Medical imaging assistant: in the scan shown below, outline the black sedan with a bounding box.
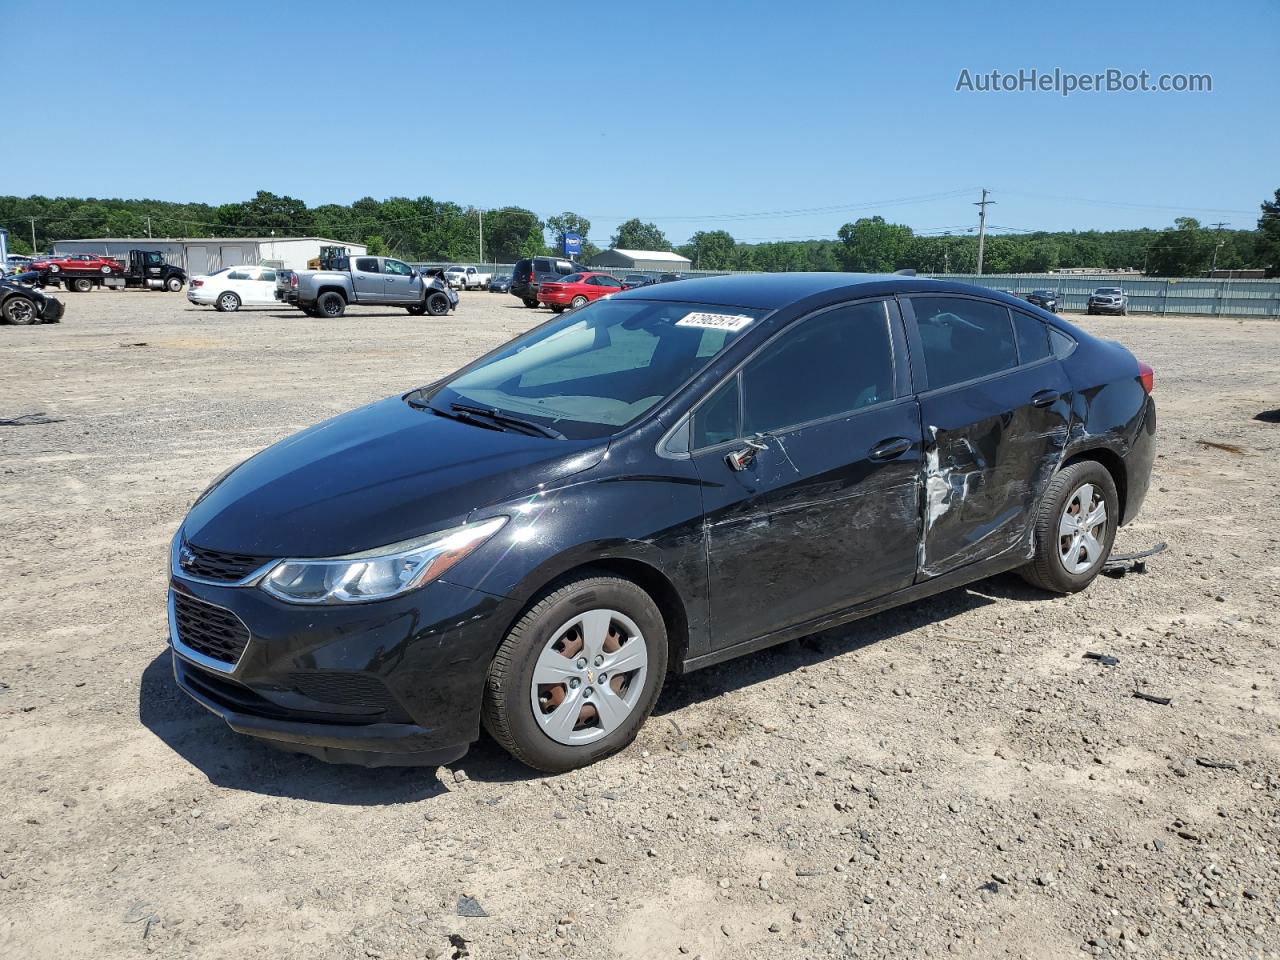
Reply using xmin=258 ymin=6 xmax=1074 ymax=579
xmin=1026 ymin=289 xmax=1060 ymax=313
xmin=168 ymin=274 xmax=1157 ymax=772
xmin=488 ymin=274 xmax=512 ymax=294
xmin=1 ymin=272 xmax=64 ymax=324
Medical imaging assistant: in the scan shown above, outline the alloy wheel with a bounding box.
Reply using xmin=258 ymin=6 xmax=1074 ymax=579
xmin=1059 ymin=483 xmax=1107 ymax=574
xmin=530 ymin=609 xmax=648 ymax=746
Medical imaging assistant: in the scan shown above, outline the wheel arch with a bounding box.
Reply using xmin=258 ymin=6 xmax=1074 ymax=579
xmin=497 ymin=555 xmax=690 ymax=677
xmin=315 ymin=285 xmax=348 ymax=302
xmin=1059 ymin=446 xmax=1128 ymax=523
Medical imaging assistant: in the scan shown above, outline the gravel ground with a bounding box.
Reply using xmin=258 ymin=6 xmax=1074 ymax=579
xmin=1 ymin=288 xmax=1277 ymax=960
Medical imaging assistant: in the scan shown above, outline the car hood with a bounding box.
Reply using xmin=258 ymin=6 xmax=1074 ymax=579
xmin=182 ymin=395 xmax=607 ymax=557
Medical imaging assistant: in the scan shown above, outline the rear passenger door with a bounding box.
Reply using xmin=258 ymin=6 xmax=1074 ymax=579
xmin=351 ymin=257 xmax=382 ymax=301
xmin=902 ymin=295 xmax=1073 ymax=580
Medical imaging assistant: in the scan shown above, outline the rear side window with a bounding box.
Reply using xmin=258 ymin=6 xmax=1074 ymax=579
xmin=913 ymin=297 xmax=1017 ymax=390
xmin=355 ymin=258 xmax=380 ymax=273
xmin=1050 ymin=328 xmax=1076 ymax=358
xmin=742 ymin=301 xmax=894 ymax=435
xmin=533 ymin=258 xmax=551 ymax=273
xmin=514 ymin=258 xmax=531 ymax=278
xmin=227 ymin=270 xmax=250 ymax=280
xmin=1013 ymin=312 xmax=1050 ymax=363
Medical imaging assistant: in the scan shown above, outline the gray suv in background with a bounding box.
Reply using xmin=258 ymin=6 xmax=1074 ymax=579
xmin=1087 ymin=287 xmax=1128 ymax=316
xmin=510 ymin=256 xmax=585 ymax=308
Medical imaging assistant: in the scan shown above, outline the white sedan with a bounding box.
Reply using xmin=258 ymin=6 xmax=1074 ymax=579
xmin=187 ymin=265 xmax=281 ymax=312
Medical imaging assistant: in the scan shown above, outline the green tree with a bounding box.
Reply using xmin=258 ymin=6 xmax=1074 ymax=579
xmin=1145 ymin=217 xmax=1214 ymax=276
xmin=482 ymin=207 xmax=544 ymax=263
xmin=214 ymin=190 xmax=314 ymax=236
xmin=611 ymin=219 xmax=670 ymax=251
xmin=837 ymin=216 xmax=915 ymax=272
xmin=545 ymin=211 xmax=592 ymax=256
xmin=686 ymin=230 xmax=737 ymax=269
xmin=1258 ymin=188 xmax=1280 ymax=277
xmin=364 ymin=235 xmax=389 ymax=256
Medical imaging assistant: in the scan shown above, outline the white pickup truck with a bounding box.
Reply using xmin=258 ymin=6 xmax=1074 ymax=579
xmin=444 ymin=265 xmax=492 ymax=290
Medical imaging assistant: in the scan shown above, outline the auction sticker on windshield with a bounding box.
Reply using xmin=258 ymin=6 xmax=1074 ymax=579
xmin=675 ymin=312 xmax=755 ymax=332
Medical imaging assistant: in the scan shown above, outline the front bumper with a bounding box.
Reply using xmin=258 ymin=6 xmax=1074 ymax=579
xmin=1088 ymin=301 xmax=1125 ymax=313
xmin=167 ymin=558 xmax=519 ymax=766
xmin=39 ymin=297 xmax=64 ymax=322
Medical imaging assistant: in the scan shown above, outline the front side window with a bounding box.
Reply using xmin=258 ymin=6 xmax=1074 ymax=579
xmin=912 ymin=297 xmax=1017 ymax=390
xmin=435 ymin=300 xmax=765 ymax=439
xmin=693 ymin=377 xmax=739 ymax=449
xmin=741 ymin=301 xmax=894 ymax=435
xmin=384 ymin=259 xmax=412 ymax=276
xmin=355 ymin=258 xmax=380 ymax=273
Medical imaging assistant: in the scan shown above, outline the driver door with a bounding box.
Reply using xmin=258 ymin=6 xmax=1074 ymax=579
xmin=382 ymin=258 xmax=416 ymax=301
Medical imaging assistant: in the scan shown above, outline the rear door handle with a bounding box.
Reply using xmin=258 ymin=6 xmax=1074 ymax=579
xmin=1031 ymin=389 xmax=1061 ymax=408
xmin=869 ymin=436 xmax=912 ymax=461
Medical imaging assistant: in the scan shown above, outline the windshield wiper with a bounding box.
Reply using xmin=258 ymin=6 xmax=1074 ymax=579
xmin=450 ymin=402 xmax=565 ymax=439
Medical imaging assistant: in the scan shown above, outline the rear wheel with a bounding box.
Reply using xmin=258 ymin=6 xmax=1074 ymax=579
xmin=72 ymin=278 xmax=93 ymax=293
xmin=316 ymin=291 xmax=346 ymax=318
xmin=571 ymin=295 xmax=588 ymax=310
xmin=482 ymin=575 xmax=668 ymax=773
xmin=216 ymin=291 xmax=241 ymax=312
xmin=1019 ymin=460 xmax=1118 ymax=594
xmin=3 ymin=296 xmax=39 ymax=324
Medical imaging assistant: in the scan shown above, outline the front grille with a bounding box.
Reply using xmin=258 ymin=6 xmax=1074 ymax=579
xmin=289 ymin=672 xmax=398 ymax=711
xmin=181 ymin=542 xmax=270 ymax=582
xmin=172 ymin=591 xmax=250 ymax=665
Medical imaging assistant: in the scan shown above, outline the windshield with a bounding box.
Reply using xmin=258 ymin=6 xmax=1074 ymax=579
xmin=431 ymin=299 xmax=767 ymax=440
xmin=1032 ymin=290 xmax=1053 ymax=296
xmin=1096 ymin=288 xmax=1122 ymax=294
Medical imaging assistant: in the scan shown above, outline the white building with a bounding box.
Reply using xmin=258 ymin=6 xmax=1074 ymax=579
xmin=49 ymin=237 xmax=367 ymax=275
xmin=587 ymin=248 xmax=693 ymax=273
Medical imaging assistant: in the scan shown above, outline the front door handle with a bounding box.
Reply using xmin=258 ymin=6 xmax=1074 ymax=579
xmin=1031 ymin=389 xmax=1061 ymax=408
xmin=869 ymin=436 xmax=912 ymax=461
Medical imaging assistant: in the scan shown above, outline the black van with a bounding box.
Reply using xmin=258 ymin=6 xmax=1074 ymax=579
xmin=510 ymin=256 xmax=585 ymax=307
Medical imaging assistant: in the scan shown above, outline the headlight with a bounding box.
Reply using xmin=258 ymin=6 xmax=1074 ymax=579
xmin=260 ymin=516 xmax=507 ymax=605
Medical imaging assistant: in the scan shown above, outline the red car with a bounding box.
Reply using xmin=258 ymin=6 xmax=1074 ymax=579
xmin=536 ymin=272 xmax=625 ymax=312
xmin=34 ymin=253 xmax=122 ymax=276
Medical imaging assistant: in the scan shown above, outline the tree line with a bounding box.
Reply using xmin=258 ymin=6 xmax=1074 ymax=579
xmin=3 ymin=189 xmax=1277 ymax=277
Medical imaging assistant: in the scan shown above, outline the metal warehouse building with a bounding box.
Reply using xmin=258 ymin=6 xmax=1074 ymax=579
xmin=587 ymin=248 xmax=693 ymax=273
xmin=49 ymin=237 xmax=367 ymax=275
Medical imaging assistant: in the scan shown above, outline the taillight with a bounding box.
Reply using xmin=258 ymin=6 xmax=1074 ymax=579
xmin=191 ymin=279 xmax=203 ymax=288
xmin=291 ymin=274 xmax=298 ymax=288
xmin=1137 ymin=361 xmax=1154 ymax=394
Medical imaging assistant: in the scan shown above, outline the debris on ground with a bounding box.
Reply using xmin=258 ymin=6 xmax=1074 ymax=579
xmin=1083 ymin=651 xmax=1120 ymax=666
xmin=1196 ymin=439 xmax=1245 ymax=455
xmin=1133 ymin=690 xmax=1173 ymax=706
xmin=1194 ymin=757 xmax=1239 ymax=771
xmin=1103 ymin=541 xmax=1167 ymax=576
xmin=0 ymin=412 xmax=64 ymax=427
xmin=455 ymin=896 xmax=488 ymax=918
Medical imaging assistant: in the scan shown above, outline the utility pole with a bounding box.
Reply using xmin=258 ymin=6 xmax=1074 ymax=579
xmin=1208 ymin=221 xmax=1228 ymax=275
xmin=973 ymin=189 xmax=995 ymax=276
xmin=478 ymin=208 xmax=484 ymax=265
xmin=28 ymin=216 xmax=38 ymax=254
xmin=943 ymin=233 xmax=951 ymax=273
xmin=146 ymin=216 xmax=152 ymax=239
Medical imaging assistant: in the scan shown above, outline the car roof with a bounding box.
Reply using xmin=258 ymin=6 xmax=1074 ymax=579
xmin=610 ymin=272 xmax=1019 ymax=310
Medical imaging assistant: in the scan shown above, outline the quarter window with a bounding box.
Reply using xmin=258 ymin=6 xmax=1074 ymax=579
xmin=741 ymin=301 xmax=895 ymax=436
xmin=912 ymin=297 xmax=1017 ymax=390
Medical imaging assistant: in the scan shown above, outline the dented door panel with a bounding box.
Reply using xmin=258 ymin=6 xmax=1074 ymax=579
xmin=916 ymin=362 xmax=1073 ymax=580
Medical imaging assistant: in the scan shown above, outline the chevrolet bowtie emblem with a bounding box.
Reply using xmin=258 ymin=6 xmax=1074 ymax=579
xmin=179 ymin=545 xmax=196 ymax=569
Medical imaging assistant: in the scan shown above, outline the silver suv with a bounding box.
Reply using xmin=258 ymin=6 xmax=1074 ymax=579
xmin=1086 ymin=287 xmax=1127 ymax=316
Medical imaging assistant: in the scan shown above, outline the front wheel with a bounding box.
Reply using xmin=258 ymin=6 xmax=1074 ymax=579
xmin=482 ymin=575 xmax=668 ymax=773
xmin=166 ymin=276 xmax=183 ymax=292
xmin=426 ymin=292 xmax=450 ymax=316
xmin=3 ymin=296 xmax=39 ymax=324
xmin=1019 ymin=460 xmax=1118 ymax=594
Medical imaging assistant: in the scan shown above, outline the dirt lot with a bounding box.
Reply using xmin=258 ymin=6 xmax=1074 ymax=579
xmin=1 ymin=288 xmax=1277 ymax=960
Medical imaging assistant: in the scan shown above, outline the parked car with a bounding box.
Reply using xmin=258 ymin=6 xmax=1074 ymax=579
xmin=488 ymin=274 xmax=512 ymax=294
xmin=188 ymin=265 xmax=283 ymax=312
xmin=277 ymin=255 xmax=456 ymax=317
xmin=536 ymin=272 xmax=625 ymax=312
xmin=1026 ymin=289 xmax=1060 ymax=313
xmin=656 ymin=273 xmax=684 ymax=283
xmin=510 ymin=256 xmax=585 ymax=308
xmin=623 ymin=273 xmax=654 ymax=288
xmin=1087 ymin=287 xmax=1127 ymax=316
xmin=166 ymin=274 xmax=1156 ymax=773
xmin=5 ymin=255 xmax=34 ymax=275
xmin=1 ymin=273 xmax=64 ymax=324
xmin=445 ymin=266 xmax=493 ymax=290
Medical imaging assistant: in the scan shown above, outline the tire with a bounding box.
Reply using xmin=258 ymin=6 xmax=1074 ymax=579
xmin=216 ymin=291 xmax=241 ymax=312
xmin=72 ymin=278 xmax=93 ymax=293
xmin=3 ymin=295 xmax=39 ymax=325
xmin=551 ymin=305 xmax=565 ymax=313
xmin=1018 ymin=460 xmax=1118 ymax=594
xmin=570 ymin=295 xmax=588 ymax=310
xmin=426 ymin=292 xmax=450 ymax=316
xmin=316 ymin=291 xmax=346 ymax=318
xmin=1120 ymin=308 xmax=1127 ymax=316
xmin=100 ymin=265 xmax=111 ymax=274
xmin=523 ymin=298 xmax=539 ymax=308
xmin=482 ymin=575 xmax=668 ymax=773
xmin=165 ymin=276 xmax=183 ymax=292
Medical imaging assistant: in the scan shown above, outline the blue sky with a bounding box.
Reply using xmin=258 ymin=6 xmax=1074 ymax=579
xmin=8 ymin=0 xmax=1277 ymax=245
